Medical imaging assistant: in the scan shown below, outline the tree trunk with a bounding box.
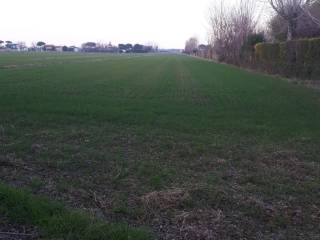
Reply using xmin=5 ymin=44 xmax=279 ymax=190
xmin=287 ymin=23 xmax=293 ymax=40
xmin=287 ymin=18 xmax=298 ymax=41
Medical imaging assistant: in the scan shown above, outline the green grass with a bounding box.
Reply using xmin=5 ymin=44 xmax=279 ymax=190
xmin=0 ymin=184 xmax=151 ymax=240
xmin=1 ymin=52 xmax=319 ymax=139
xmin=0 ymin=52 xmax=319 ymax=239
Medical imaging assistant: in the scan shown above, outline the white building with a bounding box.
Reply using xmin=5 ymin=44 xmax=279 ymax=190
xmin=55 ymin=46 xmax=64 ymax=52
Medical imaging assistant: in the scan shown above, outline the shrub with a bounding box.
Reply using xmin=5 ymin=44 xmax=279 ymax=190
xmin=255 ymin=38 xmax=320 ymax=80
xmin=295 ymin=39 xmax=311 ymax=78
xmin=309 ymin=38 xmax=320 ymax=79
xmin=255 ymin=43 xmax=280 ymax=73
xmin=242 ymin=33 xmax=266 ymax=65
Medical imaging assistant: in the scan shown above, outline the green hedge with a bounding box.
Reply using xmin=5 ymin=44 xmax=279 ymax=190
xmin=255 ymin=38 xmax=320 ymax=80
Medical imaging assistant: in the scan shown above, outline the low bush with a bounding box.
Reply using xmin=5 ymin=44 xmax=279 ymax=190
xmin=255 ymin=38 xmax=320 ymax=80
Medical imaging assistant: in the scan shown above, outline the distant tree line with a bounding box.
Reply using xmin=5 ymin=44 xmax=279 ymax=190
xmin=0 ymin=40 xmax=158 ymax=53
xmin=0 ymin=40 xmax=27 ymax=51
xmin=82 ymin=42 xmax=158 ymax=53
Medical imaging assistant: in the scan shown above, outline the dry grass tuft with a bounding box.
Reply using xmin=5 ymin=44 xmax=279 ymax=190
xmin=174 ymin=209 xmax=224 ymax=240
xmin=140 ymin=188 xmax=190 ymax=211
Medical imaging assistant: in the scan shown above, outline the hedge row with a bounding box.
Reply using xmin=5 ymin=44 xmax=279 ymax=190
xmin=255 ymin=38 xmax=320 ymax=80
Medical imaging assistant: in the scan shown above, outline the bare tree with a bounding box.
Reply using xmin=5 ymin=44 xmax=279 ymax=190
xmin=146 ymin=42 xmax=159 ymax=52
xmin=269 ymin=1 xmax=320 ymax=41
xmin=184 ymin=37 xmax=199 ymax=55
xmin=208 ymin=0 xmax=258 ymax=63
xmin=302 ymin=0 xmax=320 ymax=25
xmin=267 ymin=0 xmax=320 ymax=40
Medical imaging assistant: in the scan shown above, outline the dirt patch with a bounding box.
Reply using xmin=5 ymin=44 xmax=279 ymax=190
xmin=0 ymin=217 xmax=39 ymax=240
xmin=174 ymin=209 xmax=224 ymax=240
xmin=289 ymin=79 xmax=320 ymax=90
xmin=0 ymin=154 xmax=23 ymax=168
xmin=262 ymin=150 xmax=318 ymax=181
xmin=0 ymin=64 xmax=44 ymax=69
xmin=141 ymin=188 xmax=190 ymax=211
xmin=0 ymin=65 xmax=19 ymax=69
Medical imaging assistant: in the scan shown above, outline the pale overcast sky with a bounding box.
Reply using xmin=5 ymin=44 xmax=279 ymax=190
xmin=1 ymin=0 xmax=268 ymax=48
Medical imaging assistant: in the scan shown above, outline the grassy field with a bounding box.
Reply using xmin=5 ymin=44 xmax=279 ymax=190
xmin=0 ymin=52 xmax=319 ymax=239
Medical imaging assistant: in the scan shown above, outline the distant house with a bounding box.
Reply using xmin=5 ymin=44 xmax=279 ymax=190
xmin=55 ymin=46 xmax=63 ymax=52
xmin=104 ymin=42 xmax=118 ymax=53
xmin=3 ymin=42 xmax=27 ymax=52
xmin=6 ymin=43 xmax=18 ymax=50
xmin=69 ymin=46 xmax=80 ymax=52
xmin=132 ymin=44 xmax=155 ymax=53
xmin=18 ymin=44 xmax=28 ymax=52
xmin=44 ymin=45 xmax=56 ymax=51
xmin=118 ymin=43 xmax=133 ymax=53
xmin=133 ymin=44 xmax=144 ymax=53
xmin=82 ymin=42 xmax=97 ymax=52
xmin=81 ymin=42 xmax=119 ymax=53
xmin=159 ymin=49 xmax=182 ymax=54
xmin=197 ymin=44 xmax=213 ymax=59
